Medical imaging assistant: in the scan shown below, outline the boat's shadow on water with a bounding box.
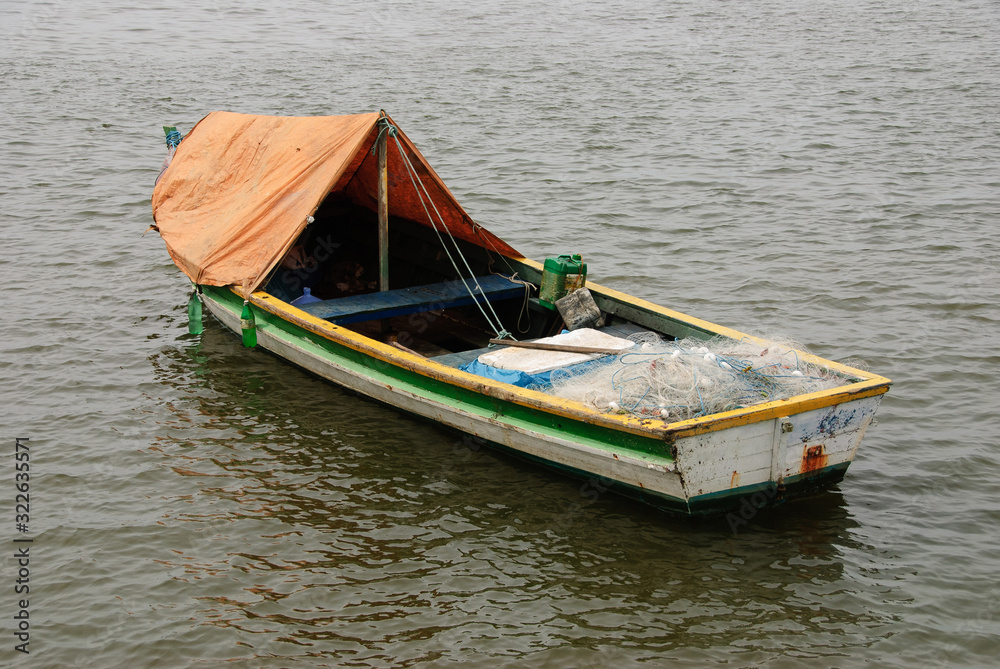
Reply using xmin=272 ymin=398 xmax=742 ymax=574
xmin=144 ymin=320 xmax=895 ymax=661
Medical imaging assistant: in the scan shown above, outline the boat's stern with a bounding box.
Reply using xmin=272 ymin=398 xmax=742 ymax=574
xmin=673 ymin=391 xmax=885 ymax=516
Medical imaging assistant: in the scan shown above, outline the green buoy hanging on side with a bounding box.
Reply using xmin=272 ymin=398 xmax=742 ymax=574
xmin=187 ymin=286 xmax=203 ymax=335
xmin=240 ymin=300 xmax=257 ymax=348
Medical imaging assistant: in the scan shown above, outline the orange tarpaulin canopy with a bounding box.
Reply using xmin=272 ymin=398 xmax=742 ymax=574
xmin=151 ymin=111 xmax=520 ymax=292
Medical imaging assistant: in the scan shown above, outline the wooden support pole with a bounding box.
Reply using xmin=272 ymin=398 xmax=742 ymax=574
xmin=378 ymin=127 xmax=389 ymax=293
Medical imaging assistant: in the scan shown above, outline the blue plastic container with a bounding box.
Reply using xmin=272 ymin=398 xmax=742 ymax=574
xmin=290 ymin=287 xmax=322 ymax=306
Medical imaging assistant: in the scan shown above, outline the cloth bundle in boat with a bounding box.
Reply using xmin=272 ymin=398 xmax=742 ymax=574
xmin=479 ymin=329 xmax=634 ymax=373
xmin=459 ymin=329 xmax=634 ymax=388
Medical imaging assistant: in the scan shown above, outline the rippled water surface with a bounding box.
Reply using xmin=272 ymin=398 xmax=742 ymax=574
xmin=2 ymin=0 xmax=999 ymax=666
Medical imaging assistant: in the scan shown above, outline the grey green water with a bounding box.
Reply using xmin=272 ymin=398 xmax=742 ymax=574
xmin=2 ymin=0 xmax=999 ymax=666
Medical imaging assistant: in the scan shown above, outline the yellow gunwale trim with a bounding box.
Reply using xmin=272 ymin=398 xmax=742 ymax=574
xmin=516 ymin=258 xmax=891 ymax=383
xmin=232 ymin=278 xmax=891 ymax=442
xmin=235 ymin=287 xmax=670 ymax=440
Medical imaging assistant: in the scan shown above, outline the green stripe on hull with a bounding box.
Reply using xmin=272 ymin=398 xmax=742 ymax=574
xmin=461 ymin=440 xmax=850 ymax=517
xmin=203 ymin=286 xmax=673 ymax=464
xmin=476 ymin=439 xmax=693 ymax=515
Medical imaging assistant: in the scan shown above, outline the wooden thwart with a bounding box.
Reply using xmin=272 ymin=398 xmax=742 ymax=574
xmin=488 ymin=339 xmax=625 ymax=356
xmin=299 ymin=275 xmax=523 ymax=325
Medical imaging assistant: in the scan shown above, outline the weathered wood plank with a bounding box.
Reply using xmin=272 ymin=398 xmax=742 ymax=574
xmin=487 ymin=339 xmax=626 ymax=355
xmin=697 ymin=463 xmax=775 ymax=495
xmin=300 ymin=275 xmax=523 ymax=325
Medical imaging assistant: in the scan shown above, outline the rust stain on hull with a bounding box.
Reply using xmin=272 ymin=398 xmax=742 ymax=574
xmin=730 ymin=470 xmax=740 ymax=488
xmin=801 ymin=444 xmax=828 ymax=474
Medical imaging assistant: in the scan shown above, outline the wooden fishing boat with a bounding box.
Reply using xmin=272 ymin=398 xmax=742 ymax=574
xmin=151 ymin=111 xmax=891 ymax=517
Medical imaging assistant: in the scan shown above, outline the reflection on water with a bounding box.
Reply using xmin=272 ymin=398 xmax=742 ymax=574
xmin=136 ymin=319 xmax=900 ymax=664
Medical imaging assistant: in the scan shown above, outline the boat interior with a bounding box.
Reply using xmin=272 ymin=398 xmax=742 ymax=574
xmin=256 ymin=191 xmax=862 ymax=419
xmin=263 ymin=192 xmax=661 ymax=369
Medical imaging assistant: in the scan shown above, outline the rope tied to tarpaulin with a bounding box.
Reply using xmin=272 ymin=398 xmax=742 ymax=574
xmin=165 ymin=129 xmax=182 ymax=149
xmin=383 ymin=121 xmax=515 ymax=341
xmin=370 ymin=116 xmax=398 ymax=156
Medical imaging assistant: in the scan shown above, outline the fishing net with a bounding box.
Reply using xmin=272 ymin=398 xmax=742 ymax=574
xmin=546 ymin=333 xmax=853 ymax=420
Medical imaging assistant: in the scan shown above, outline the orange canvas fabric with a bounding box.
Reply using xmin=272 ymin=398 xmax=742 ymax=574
xmin=151 ymin=110 xmax=520 ymax=292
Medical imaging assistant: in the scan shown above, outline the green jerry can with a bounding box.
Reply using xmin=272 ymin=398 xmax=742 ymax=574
xmin=538 ymin=254 xmax=587 ymax=309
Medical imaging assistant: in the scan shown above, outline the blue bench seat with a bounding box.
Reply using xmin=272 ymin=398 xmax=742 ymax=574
xmin=297 ymin=275 xmax=525 ymax=325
